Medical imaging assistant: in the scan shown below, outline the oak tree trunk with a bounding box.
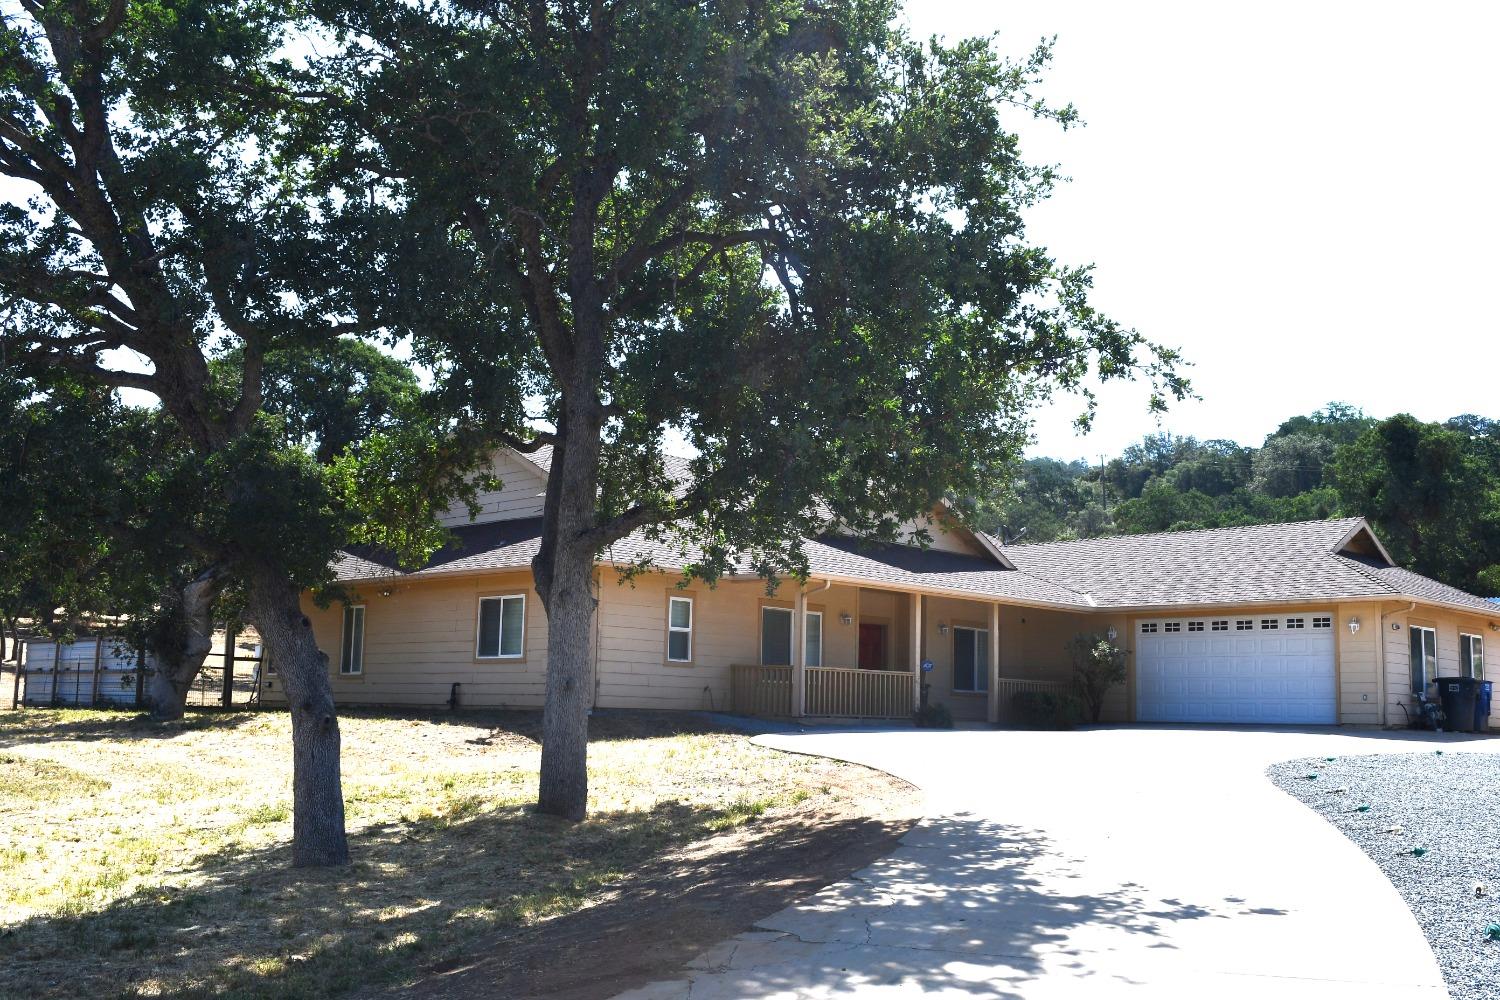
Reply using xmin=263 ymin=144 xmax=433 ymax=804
xmin=533 ymin=404 xmax=603 ymax=821
xmin=145 ymin=569 xmax=221 ymax=721
xmin=244 ymin=564 xmax=350 ymax=866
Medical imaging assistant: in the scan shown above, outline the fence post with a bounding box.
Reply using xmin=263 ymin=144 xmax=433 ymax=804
xmin=11 ymin=639 xmax=22 ymax=709
xmin=221 ymin=627 xmax=237 ymax=708
xmin=89 ymin=635 xmax=104 ymax=705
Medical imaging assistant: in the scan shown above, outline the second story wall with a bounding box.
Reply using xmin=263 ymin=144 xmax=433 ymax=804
xmin=436 ymin=450 xmax=547 ymax=527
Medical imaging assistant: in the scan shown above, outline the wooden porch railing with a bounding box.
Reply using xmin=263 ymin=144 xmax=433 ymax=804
xmin=731 ymin=664 xmax=914 ymax=719
xmin=805 ymin=666 xmax=911 ymax=719
xmin=993 ymin=677 xmax=1076 ymax=726
xmin=731 ymin=664 xmax=792 ymax=717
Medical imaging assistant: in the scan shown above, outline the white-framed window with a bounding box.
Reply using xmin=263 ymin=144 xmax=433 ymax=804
xmin=1461 ymin=633 xmax=1485 ymax=680
xmin=1140 ymin=622 xmax=1158 ymax=634
xmin=1211 ymin=620 xmax=1229 ymax=632
xmin=1188 ymin=621 xmax=1205 ymax=632
xmin=667 ymin=596 xmax=693 ymax=662
xmin=1287 ymin=618 xmax=1305 ymax=629
xmin=761 ymin=607 xmax=793 ymax=666
xmin=1260 ymin=619 xmax=1279 ymax=630
xmin=1236 ymin=620 xmax=1254 ymax=631
xmin=953 ymin=626 xmax=990 ymax=693
xmin=1313 ymin=616 xmax=1332 ymax=629
xmin=1410 ymin=625 xmax=1437 ymax=693
xmin=339 ymin=605 xmax=365 ymax=675
xmin=1164 ymin=621 xmax=1181 ymax=633
xmin=805 ymin=610 xmax=823 ymax=668
xmin=476 ymin=594 xmax=526 ymax=659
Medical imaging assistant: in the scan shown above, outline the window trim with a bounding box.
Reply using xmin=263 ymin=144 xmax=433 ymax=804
xmin=951 ymin=624 xmax=990 ymax=694
xmin=1461 ymin=632 xmax=1485 ymax=681
xmin=339 ymin=604 xmax=365 ymax=676
xmin=475 ymin=593 xmax=527 ymax=661
xmin=1410 ymin=624 xmax=1437 ymax=694
xmin=666 ymin=594 xmax=694 ymax=664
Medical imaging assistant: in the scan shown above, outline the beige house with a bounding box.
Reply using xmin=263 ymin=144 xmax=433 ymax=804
xmin=264 ymin=448 xmax=1499 ymax=728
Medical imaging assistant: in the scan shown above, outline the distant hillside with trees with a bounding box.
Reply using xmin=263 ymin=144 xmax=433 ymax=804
xmin=969 ymin=404 xmax=1500 ymax=596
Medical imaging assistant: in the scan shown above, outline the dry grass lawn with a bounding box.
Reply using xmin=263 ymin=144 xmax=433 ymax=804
xmin=0 ymin=707 xmax=893 ymax=999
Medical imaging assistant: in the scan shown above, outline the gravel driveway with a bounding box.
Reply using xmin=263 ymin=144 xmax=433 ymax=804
xmin=1271 ymin=752 xmax=1500 ymax=1000
xmin=615 ymin=725 xmax=1490 ymax=999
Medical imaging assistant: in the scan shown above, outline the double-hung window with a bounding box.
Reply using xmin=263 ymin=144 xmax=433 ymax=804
xmin=477 ymin=594 xmax=526 ymax=659
xmin=952 ymin=627 xmax=990 ymax=693
xmin=667 ymin=596 xmax=693 ymax=663
xmin=339 ymin=605 xmax=365 ymax=676
xmin=1410 ymin=625 xmax=1437 ymax=694
xmin=804 ymin=611 xmax=823 ymax=668
xmin=760 ymin=607 xmax=793 ymax=666
xmin=759 ymin=606 xmax=823 ymax=667
xmin=1462 ymin=633 xmax=1485 ymax=680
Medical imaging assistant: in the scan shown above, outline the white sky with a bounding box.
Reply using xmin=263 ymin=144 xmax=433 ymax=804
xmin=904 ymin=1 xmax=1500 ymax=460
xmin=8 ymin=3 xmax=1497 ymax=463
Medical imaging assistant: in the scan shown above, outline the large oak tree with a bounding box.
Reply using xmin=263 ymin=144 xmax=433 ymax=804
xmin=0 ymin=0 xmax=394 ymax=865
xmin=319 ymin=0 xmax=1186 ymax=819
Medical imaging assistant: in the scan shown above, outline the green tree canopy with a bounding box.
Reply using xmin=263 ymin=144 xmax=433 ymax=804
xmin=317 ymin=0 xmax=1188 ymax=818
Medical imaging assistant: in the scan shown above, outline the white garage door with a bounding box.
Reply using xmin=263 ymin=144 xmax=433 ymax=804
xmin=1136 ymin=613 xmax=1337 ymax=724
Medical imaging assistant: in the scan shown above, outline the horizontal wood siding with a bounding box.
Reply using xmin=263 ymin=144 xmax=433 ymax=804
xmin=593 ymin=576 xmax=863 ymax=713
xmin=1337 ymin=601 xmax=1381 ymax=725
xmin=435 ymin=450 xmax=546 ymax=527
xmin=1386 ymin=604 xmax=1498 ymax=727
xmin=265 ymin=572 xmax=546 ymax=709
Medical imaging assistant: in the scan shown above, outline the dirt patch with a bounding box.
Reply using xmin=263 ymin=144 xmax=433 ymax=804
xmin=372 ymin=761 xmax=918 ymax=1000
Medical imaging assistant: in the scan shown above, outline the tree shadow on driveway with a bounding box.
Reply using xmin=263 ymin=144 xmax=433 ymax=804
xmin=601 ymin=812 xmax=1272 ymax=999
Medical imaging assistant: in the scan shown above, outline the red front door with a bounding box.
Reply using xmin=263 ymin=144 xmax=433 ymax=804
xmin=858 ymin=623 xmax=885 ymax=670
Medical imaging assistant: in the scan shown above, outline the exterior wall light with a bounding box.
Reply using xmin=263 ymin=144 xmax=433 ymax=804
xmin=840 ymin=612 xmax=853 ymax=626
xmin=1348 ymin=617 xmax=1361 ymax=634
xmin=1106 ymin=625 xmax=1118 ymax=641
xmin=938 ymin=622 xmax=949 ymax=636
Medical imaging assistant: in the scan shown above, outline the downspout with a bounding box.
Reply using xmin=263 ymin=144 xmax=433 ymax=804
xmin=1378 ymin=602 xmax=1417 ymax=727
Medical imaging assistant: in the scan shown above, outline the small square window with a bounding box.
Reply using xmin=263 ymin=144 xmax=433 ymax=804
xmin=1287 ymin=618 xmax=1305 ymax=629
xmin=1164 ymin=622 xmax=1182 ymax=633
xmin=1141 ymin=623 xmax=1158 ymax=634
xmin=1236 ymin=620 xmax=1254 ymax=631
xmin=1312 ymin=616 xmax=1332 ymax=629
xmin=1188 ymin=621 xmax=1205 ymax=632
xmin=1261 ymin=619 xmax=1279 ymax=630
xmin=1211 ymin=620 xmax=1229 ymax=632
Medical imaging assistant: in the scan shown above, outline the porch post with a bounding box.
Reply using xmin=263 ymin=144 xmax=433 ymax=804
xmin=910 ymin=592 xmax=922 ymax=714
xmin=791 ymin=587 xmax=807 ymax=717
xmin=987 ymin=602 xmax=1001 ymax=724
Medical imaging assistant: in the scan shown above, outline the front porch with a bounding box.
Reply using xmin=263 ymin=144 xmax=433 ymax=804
xmin=729 ymin=585 xmax=1081 ymax=725
xmin=730 ymin=662 xmax=1075 ymax=725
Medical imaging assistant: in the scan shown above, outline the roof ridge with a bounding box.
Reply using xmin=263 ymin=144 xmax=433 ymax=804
xmin=1000 ymin=516 xmax=1364 ymax=552
xmin=1330 ymin=551 xmax=1404 ymax=598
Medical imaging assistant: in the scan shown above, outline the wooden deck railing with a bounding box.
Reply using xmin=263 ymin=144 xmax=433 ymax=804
xmin=993 ymin=677 xmax=1076 ymax=726
xmin=730 ymin=663 xmax=792 ymax=717
xmin=805 ymin=666 xmax=911 ymax=718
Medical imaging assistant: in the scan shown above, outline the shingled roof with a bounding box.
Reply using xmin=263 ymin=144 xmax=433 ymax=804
xmin=330 ymin=513 xmax=1497 ymax=618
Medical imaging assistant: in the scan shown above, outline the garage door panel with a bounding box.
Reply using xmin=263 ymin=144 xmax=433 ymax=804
xmin=1137 ymin=613 xmax=1336 ymax=724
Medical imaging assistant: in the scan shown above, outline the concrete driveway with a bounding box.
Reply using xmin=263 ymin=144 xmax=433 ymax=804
xmin=615 ymin=726 xmax=1496 ymax=999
